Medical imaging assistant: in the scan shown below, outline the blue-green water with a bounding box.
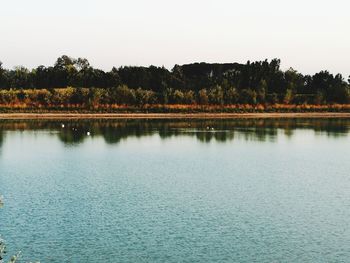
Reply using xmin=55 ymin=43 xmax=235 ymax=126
xmin=0 ymin=119 xmax=350 ymax=262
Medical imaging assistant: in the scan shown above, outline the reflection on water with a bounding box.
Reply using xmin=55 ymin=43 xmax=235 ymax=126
xmin=0 ymin=118 xmax=350 ymax=146
xmin=1 ymin=118 xmax=350 ymax=262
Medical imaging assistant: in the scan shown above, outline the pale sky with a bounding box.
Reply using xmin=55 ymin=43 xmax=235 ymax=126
xmin=0 ymin=0 xmax=349 ymax=76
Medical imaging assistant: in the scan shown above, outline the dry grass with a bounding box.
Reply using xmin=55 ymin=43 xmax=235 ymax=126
xmin=2 ymin=103 xmax=350 ymax=112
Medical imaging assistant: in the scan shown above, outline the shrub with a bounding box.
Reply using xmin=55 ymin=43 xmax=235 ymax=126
xmin=135 ymin=88 xmax=156 ymax=106
xmin=171 ymin=90 xmax=185 ymax=104
xmin=240 ymin=89 xmax=257 ymax=105
xmin=111 ymin=85 xmax=136 ymax=105
xmin=183 ymin=90 xmax=196 ymax=104
xmin=208 ymin=85 xmax=224 ymax=105
xmin=0 ymin=89 xmax=17 ymax=104
xmin=198 ymin=89 xmax=209 ymax=105
xmin=224 ymin=87 xmax=239 ymax=104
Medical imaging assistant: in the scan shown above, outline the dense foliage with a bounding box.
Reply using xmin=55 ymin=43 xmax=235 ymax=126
xmin=0 ymin=56 xmax=349 ymax=107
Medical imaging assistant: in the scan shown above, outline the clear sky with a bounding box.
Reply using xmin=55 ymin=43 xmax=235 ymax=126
xmin=0 ymin=0 xmax=349 ymax=76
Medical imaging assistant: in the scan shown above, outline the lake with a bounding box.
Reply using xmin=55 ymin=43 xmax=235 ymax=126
xmin=0 ymin=118 xmax=350 ymax=262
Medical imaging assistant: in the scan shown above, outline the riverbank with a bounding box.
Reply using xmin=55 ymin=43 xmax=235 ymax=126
xmin=1 ymin=112 xmax=350 ymax=119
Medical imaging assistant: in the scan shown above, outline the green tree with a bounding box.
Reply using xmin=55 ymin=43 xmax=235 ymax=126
xmin=112 ymin=85 xmax=136 ymax=104
xmin=0 ymin=57 xmax=349 ymax=106
xmin=208 ymin=85 xmax=224 ymax=105
xmin=240 ymin=89 xmax=257 ymax=104
xmin=198 ymin=89 xmax=209 ymax=105
xmin=257 ymin=80 xmax=267 ymax=103
xmin=183 ymin=91 xmax=195 ymax=104
xmin=135 ymin=88 xmax=156 ymax=106
xmin=283 ymin=89 xmax=294 ymax=104
xmin=10 ymin=66 xmax=31 ymax=88
xmin=0 ymin=62 xmax=6 ymax=88
xmin=171 ymin=90 xmax=185 ymax=104
xmin=224 ymin=87 xmax=239 ymax=104
xmin=314 ymin=90 xmax=325 ymax=105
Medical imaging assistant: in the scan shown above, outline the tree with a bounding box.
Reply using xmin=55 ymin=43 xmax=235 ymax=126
xmin=283 ymin=89 xmax=294 ymax=104
xmin=208 ymin=85 xmax=224 ymax=105
xmin=54 ymin=55 xmax=76 ymax=69
xmin=112 ymin=85 xmax=136 ymax=105
xmin=269 ymin=93 xmax=279 ymax=104
xmin=0 ymin=56 xmax=349 ymax=106
xmin=284 ymin=68 xmax=304 ymax=94
xmin=135 ymin=88 xmax=156 ymax=106
xmin=53 ymin=55 xmax=77 ymax=87
xmin=332 ymin=74 xmax=350 ymax=103
xmin=224 ymin=87 xmax=239 ymax=104
xmin=171 ymin=90 xmax=185 ymax=104
xmin=198 ymin=89 xmax=209 ymax=105
xmin=106 ymin=67 xmax=121 ymax=87
xmin=32 ymin=65 xmax=50 ymax=89
xmin=183 ymin=91 xmax=195 ymax=104
xmin=314 ymin=90 xmax=325 ymax=105
xmin=257 ymin=80 xmax=267 ymax=103
xmin=240 ymin=89 xmax=257 ymax=104
xmin=75 ymin=58 xmax=90 ymax=71
xmin=89 ymin=88 xmax=108 ymax=106
xmin=0 ymin=62 xmax=5 ymax=88
xmin=9 ymin=66 xmax=31 ymax=88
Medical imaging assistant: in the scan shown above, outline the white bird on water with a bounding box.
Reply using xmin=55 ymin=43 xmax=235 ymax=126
xmin=87 ymin=132 xmax=91 ymax=136
xmin=61 ymin=124 xmax=65 ymax=128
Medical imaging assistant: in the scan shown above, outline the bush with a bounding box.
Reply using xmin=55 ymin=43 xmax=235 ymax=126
xmin=198 ymin=89 xmax=209 ymax=105
xmin=208 ymin=85 xmax=224 ymax=105
xmin=171 ymin=90 xmax=185 ymax=104
xmin=0 ymin=89 xmax=17 ymax=104
xmin=240 ymin=89 xmax=257 ymax=104
xmin=51 ymin=87 xmax=75 ymax=105
xmin=183 ymin=90 xmax=196 ymax=104
xmin=283 ymin=89 xmax=294 ymax=104
xmin=224 ymin=87 xmax=239 ymax=104
xmin=112 ymin=85 xmax=136 ymax=105
xmin=135 ymin=88 xmax=156 ymax=106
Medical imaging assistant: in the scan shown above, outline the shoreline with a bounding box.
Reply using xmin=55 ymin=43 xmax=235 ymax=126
xmin=1 ymin=112 xmax=350 ymax=120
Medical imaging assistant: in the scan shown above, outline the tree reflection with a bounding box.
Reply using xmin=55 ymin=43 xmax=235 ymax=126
xmin=0 ymin=130 xmax=3 ymax=156
xmin=0 ymin=131 xmax=3 ymax=147
xmin=0 ymin=118 xmax=349 ymax=146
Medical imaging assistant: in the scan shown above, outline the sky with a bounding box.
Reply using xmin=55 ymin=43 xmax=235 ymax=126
xmin=0 ymin=0 xmax=349 ymax=76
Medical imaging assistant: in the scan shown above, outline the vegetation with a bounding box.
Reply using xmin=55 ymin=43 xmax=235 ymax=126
xmin=0 ymin=56 xmax=349 ymax=112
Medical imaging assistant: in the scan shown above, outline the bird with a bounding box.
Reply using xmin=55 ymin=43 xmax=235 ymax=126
xmin=87 ymin=132 xmax=91 ymax=136
xmin=61 ymin=124 xmax=65 ymax=128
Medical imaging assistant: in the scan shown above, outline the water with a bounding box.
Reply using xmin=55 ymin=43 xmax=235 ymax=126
xmin=0 ymin=119 xmax=350 ymax=262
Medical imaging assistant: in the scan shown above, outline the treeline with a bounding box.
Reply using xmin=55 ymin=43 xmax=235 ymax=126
xmin=0 ymin=56 xmax=350 ymax=106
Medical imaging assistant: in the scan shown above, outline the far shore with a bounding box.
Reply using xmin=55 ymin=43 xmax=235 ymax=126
xmin=1 ymin=112 xmax=350 ymax=120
